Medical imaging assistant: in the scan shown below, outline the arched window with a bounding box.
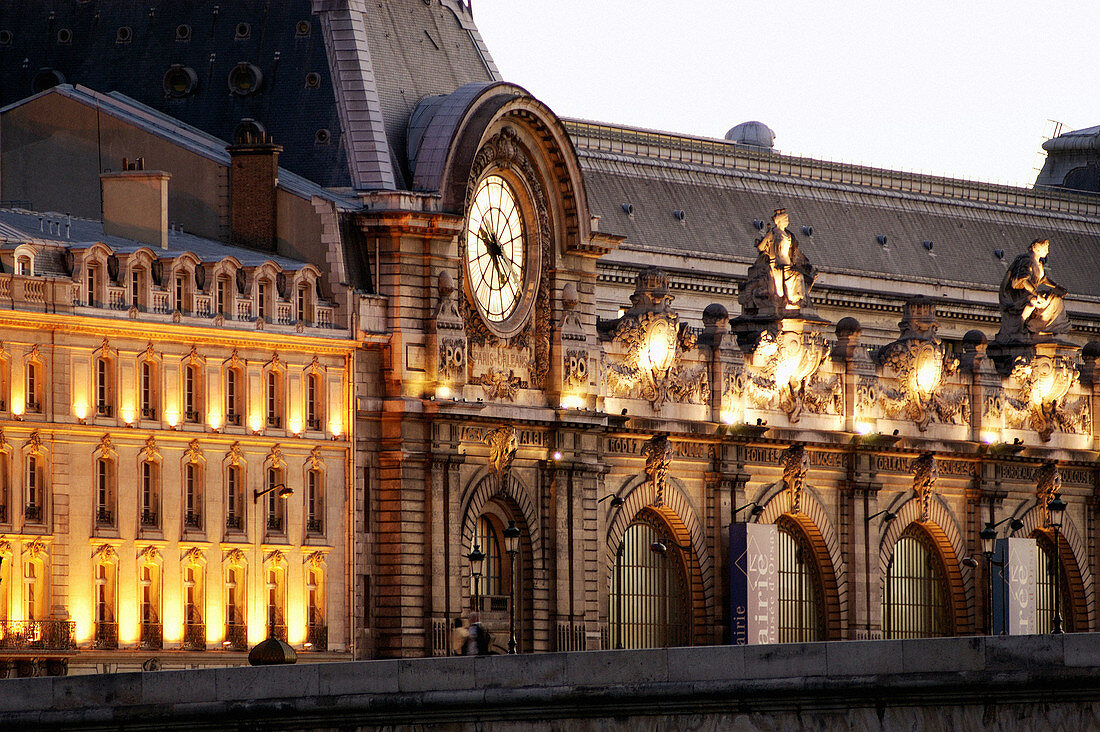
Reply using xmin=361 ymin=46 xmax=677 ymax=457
xmin=610 ymin=511 xmax=690 ymax=649
xmin=139 ymin=563 xmax=162 ymax=650
xmin=265 ymin=566 xmax=287 ymax=641
xmin=95 ymin=357 xmax=113 ymax=417
xmin=17 ymin=255 xmax=31 ymax=276
xmin=306 ymin=468 xmax=323 ymax=534
xmin=140 ymin=360 xmax=158 ymax=420
xmin=184 ymin=462 xmax=203 ymax=530
xmin=1035 ymin=532 xmax=1074 ymax=633
xmin=265 ymin=467 xmax=285 ymax=533
xmin=473 ymin=515 xmax=502 ymax=600
xmin=25 ymin=360 xmax=43 ymax=413
xmin=225 ymin=563 xmax=247 ymax=650
xmin=93 ymin=560 xmax=117 ymax=649
xmin=183 ymin=564 xmax=205 ymax=650
xmin=184 ymin=364 xmax=202 ymax=422
xmin=776 ymin=517 xmax=825 ymax=642
xmin=95 ymin=457 xmax=114 ymax=527
xmin=226 ymin=464 xmax=243 ymax=531
xmin=24 ymin=454 xmax=44 ymax=523
xmin=140 ymin=460 xmax=159 ymax=528
xmin=306 ymin=565 xmax=327 ymax=651
xmin=265 ymin=369 xmax=283 ymax=428
xmin=882 ymin=526 xmax=951 ymax=639
xmin=306 ymin=372 xmax=323 ymax=431
xmin=225 ymin=366 xmax=244 ymax=426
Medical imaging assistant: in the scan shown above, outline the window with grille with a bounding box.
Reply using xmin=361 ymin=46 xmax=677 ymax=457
xmin=140 ymin=361 xmax=157 ymax=419
xmin=265 ymin=370 xmax=282 ymax=427
xmin=226 ymin=465 xmax=243 ymax=530
xmin=94 ymin=563 xmax=112 ymax=624
xmin=87 ymin=265 xmax=98 ymax=306
xmin=25 ymin=361 xmax=41 ymax=412
xmin=306 ymin=373 xmax=322 ymax=430
xmin=307 ymin=469 xmax=323 ymax=533
xmin=184 ymin=463 xmax=202 ymax=529
xmin=226 ymin=565 xmax=245 ymax=626
xmin=95 ymin=358 xmax=112 ymax=415
xmin=1035 ymin=533 xmax=1073 ymax=633
xmin=610 ymin=513 xmax=690 ymax=649
xmin=25 ymin=455 xmax=41 ymax=518
xmin=266 ymin=467 xmax=285 ymax=532
xmin=140 ymin=461 xmax=158 ymax=527
xmin=472 ymin=515 xmax=502 ymax=598
xmin=882 ymin=527 xmax=951 ymax=639
xmin=225 ymin=368 xmax=243 ymax=424
xmin=776 ymin=518 xmax=825 ymax=642
xmin=95 ymin=458 xmax=113 ymax=526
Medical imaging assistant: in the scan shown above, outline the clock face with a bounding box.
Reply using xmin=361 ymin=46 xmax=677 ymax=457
xmin=465 ymin=174 xmax=526 ymax=325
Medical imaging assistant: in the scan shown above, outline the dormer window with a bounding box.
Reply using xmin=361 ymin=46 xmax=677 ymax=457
xmin=17 ymin=257 xmax=31 ymax=276
xmin=257 ymin=280 xmax=270 ymax=320
xmin=217 ymin=276 xmax=230 ymax=316
xmin=131 ymin=268 xmax=144 ymax=308
xmin=296 ymin=285 xmax=308 ymax=324
xmin=174 ymin=274 xmax=186 ymax=313
xmin=87 ymin=264 xmax=99 ymax=306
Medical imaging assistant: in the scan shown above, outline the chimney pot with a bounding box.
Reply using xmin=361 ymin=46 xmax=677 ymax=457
xmin=100 ymin=170 xmax=171 ymax=249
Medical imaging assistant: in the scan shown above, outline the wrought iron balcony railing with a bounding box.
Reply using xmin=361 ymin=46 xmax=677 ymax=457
xmin=183 ymin=622 xmax=206 ymax=651
xmin=226 ymin=412 xmax=242 ymax=426
xmin=0 ymin=620 xmax=76 ymax=650
xmin=95 ymin=507 xmax=114 ymax=527
xmin=0 ymin=505 xmax=7 ymax=523
xmin=140 ymin=622 xmax=162 ymax=650
xmin=223 ymin=622 xmax=248 ymax=651
xmin=95 ymin=403 xmax=113 ymax=417
xmin=141 ymin=406 xmax=157 ymax=420
xmin=306 ymin=518 xmax=323 ymax=534
xmin=184 ymin=511 xmax=203 ymax=529
xmin=225 ymin=514 xmax=243 ymax=531
xmin=305 ymin=624 xmax=328 ymax=652
xmin=184 ymin=409 xmax=201 ymax=423
xmin=266 ymin=515 xmax=284 ymax=532
xmin=140 ymin=509 xmax=158 ymax=527
xmin=267 ymin=623 xmax=288 ymax=642
xmin=94 ymin=621 xmax=118 ymax=650
xmin=266 ymin=415 xmax=282 ymax=428
xmin=24 ymin=504 xmax=42 ymax=522
xmin=306 ymin=417 xmax=322 ymax=431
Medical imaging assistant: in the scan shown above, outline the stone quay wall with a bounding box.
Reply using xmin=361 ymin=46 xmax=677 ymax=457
xmin=3 ymin=634 xmax=1100 ymax=730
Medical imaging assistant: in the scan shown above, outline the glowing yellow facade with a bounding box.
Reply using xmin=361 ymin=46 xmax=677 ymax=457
xmin=0 ymin=215 xmax=355 ymax=674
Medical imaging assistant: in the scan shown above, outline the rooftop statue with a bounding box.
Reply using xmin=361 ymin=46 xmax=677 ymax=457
xmin=739 ymin=209 xmax=816 ymax=318
xmin=997 ymin=238 xmax=1069 ymax=343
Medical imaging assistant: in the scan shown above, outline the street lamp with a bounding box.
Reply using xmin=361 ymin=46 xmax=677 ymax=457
xmin=503 ymin=520 xmax=521 ymax=654
xmin=1047 ymin=493 xmax=1067 ymax=635
xmin=253 ymin=483 xmax=293 ymax=502
xmin=467 ymin=544 xmax=485 ymax=612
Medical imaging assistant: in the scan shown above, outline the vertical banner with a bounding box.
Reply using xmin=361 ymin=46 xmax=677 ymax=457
xmin=729 ymin=522 xmax=778 ymax=645
xmin=991 ymin=537 xmax=1036 ymax=635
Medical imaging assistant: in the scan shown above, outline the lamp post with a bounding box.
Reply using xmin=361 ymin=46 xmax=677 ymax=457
xmin=979 ymin=522 xmax=999 ymax=634
xmin=467 ymin=544 xmax=485 ymax=612
xmin=1047 ymin=493 xmax=1067 ymax=635
xmin=503 ymin=520 xmax=520 ymax=654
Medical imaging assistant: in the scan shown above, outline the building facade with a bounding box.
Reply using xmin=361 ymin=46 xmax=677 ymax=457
xmin=0 ymin=0 xmax=1098 ymax=671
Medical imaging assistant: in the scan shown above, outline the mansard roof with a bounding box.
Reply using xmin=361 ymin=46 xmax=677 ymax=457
xmin=0 ymin=0 xmax=498 ymax=191
xmin=570 ymin=120 xmax=1100 ymax=301
xmin=0 ymin=209 xmax=311 ymax=274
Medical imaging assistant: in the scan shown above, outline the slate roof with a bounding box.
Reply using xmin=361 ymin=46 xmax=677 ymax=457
xmin=0 ymin=0 xmax=498 ymax=191
xmin=570 ymin=121 xmax=1100 ymax=301
xmin=0 ymin=209 xmax=312 ymax=274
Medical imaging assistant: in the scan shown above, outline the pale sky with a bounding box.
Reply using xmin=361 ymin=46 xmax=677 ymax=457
xmin=473 ymin=0 xmax=1097 ymax=187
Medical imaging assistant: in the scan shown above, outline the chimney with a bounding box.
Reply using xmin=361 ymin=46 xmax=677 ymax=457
xmin=227 ymin=134 xmax=282 ymax=253
xmin=100 ymin=161 xmax=171 ymax=249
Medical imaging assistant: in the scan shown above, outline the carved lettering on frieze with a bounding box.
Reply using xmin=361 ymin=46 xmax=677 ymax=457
xmin=438 ymin=338 xmax=466 ymax=381
xmin=563 ymin=349 xmax=589 ymax=391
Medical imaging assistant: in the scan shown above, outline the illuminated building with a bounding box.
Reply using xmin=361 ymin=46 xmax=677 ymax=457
xmin=0 ymin=1 xmax=1099 ymax=674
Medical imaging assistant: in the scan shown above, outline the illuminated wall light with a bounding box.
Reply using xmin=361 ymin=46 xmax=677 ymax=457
xmin=249 ymin=413 xmax=263 ymax=433
xmin=289 ymin=418 xmax=303 ymax=436
xmin=560 ymin=394 xmax=584 ymax=410
xmin=552 ymin=451 xmax=563 ymax=461
xmin=855 ymin=420 xmax=874 ymax=435
xmin=208 ymin=410 xmax=223 ymax=430
xmin=981 ymin=431 xmax=999 ymax=445
xmin=720 ymin=410 xmax=736 ymax=425
xmin=120 ymin=405 xmax=136 ymax=425
xmin=435 ymin=384 xmax=452 ymax=400
xmin=73 ymin=401 xmax=89 ymax=421
xmin=329 ymin=420 xmax=343 ymax=438
xmin=11 ymin=395 xmax=24 ymax=417
xmin=165 ymin=410 xmax=180 ymax=428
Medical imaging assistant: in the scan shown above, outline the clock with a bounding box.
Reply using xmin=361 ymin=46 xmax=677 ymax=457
xmin=464 ymin=173 xmax=531 ymax=330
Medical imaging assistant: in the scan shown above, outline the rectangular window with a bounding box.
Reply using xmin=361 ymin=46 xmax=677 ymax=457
xmin=266 ymin=468 xmax=284 ymax=532
xmin=226 ymin=465 xmax=241 ymax=530
xmin=296 ymin=286 xmax=306 ymax=322
xmin=26 ymin=455 xmax=38 ymax=509
xmin=87 ymin=266 xmax=97 ymax=306
xmin=306 ymin=374 xmax=320 ymax=430
xmin=266 ymin=372 xmax=280 ymax=427
xmin=175 ymin=275 xmax=185 ymax=312
xmin=141 ymin=362 xmax=156 ymax=419
xmin=25 ymin=362 xmax=39 ymax=412
xmin=307 ymin=469 xmax=322 ymax=533
xmin=131 ymin=269 xmax=142 ymax=308
xmin=185 ymin=366 xmax=200 ymax=422
xmin=184 ymin=463 xmax=201 ymax=529
xmin=226 ymin=369 xmax=241 ymax=424
xmin=141 ymin=461 xmax=157 ymax=527
xmin=217 ymin=278 xmax=228 ymax=315
xmin=258 ymin=282 xmax=268 ymax=320
xmin=96 ymin=359 xmax=111 ymax=415
xmin=96 ymin=459 xmax=111 ymax=525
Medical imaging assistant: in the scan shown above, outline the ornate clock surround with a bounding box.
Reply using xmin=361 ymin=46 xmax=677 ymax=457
xmin=460 ymin=124 xmax=553 ymax=392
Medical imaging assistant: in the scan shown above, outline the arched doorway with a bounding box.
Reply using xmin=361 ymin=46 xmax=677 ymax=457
xmin=882 ymin=524 xmax=952 ymax=639
xmin=609 ymin=508 xmax=692 ymax=649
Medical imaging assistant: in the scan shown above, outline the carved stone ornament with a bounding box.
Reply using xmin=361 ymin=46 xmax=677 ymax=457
xmin=187 ymin=345 xmax=201 ymax=365
xmin=185 ymin=439 xmax=203 ymax=463
xmin=265 ymin=549 xmax=286 ymax=567
xmin=1036 ymin=461 xmax=1061 ymax=524
xmin=780 ymin=445 xmax=809 ymax=514
xmin=267 ymin=444 xmax=285 ymax=469
xmin=308 ymin=446 xmax=323 ymax=470
xmin=563 ymin=349 xmax=590 ymax=391
xmin=743 ymin=330 xmax=832 ymax=422
xmin=97 ymin=434 xmax=114 ymax=454
xmin=910 ymin=453 xmax=939 ymax=522
xmin=475 ymin=368 xmax=523 ymax=401
xmin=643 ymin=435 xmax=675 ymax=507
xmin=0 ymin=540 xmax=10 ymax=557
xmin=996 ymin=354 xmax=1083 ymax=442
xmin=227 ymin=441 xmax=244 ymax=466
xmin=560 ymin=282 xmax=584 ymax=337
xmin=738 ymin=209 xmax=817 ymax=318
xmin=26 ymin=430 xmax=43 ymax=454
xmin=306 ymin=550 xmax=327 ymax=568
xmin=603 ymin=269 xmax=709 ymax=410
xmin=24 ymin=538 xmax=48 ymax=560
xmin=225 ymin=548 xmax=247 ymax=567
xmin=996 ymin=238 xmax=1070 ymax=345
xmin=182 ymin=546 xmax=206 ymax=566
xmin=142 ymin=435 xmax=159 ymax=460
xmin=460 ymin=126 xmax=552 ymax=392
xmin=138 ymin=545 xmax=161 ymax=565
xmin=92 ymin=544 xmax=117 ymax=563
xmin=438 ymin=337 xmax=466 ymax=381
xmin=485 ymin=425 xmax=518 ymax=477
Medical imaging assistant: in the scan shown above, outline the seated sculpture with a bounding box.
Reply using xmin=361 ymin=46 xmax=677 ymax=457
xmin=739 ymin=209 xmax=816 ymax=318
xmin=997 ymin=238 xmax=1069 ymax=343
